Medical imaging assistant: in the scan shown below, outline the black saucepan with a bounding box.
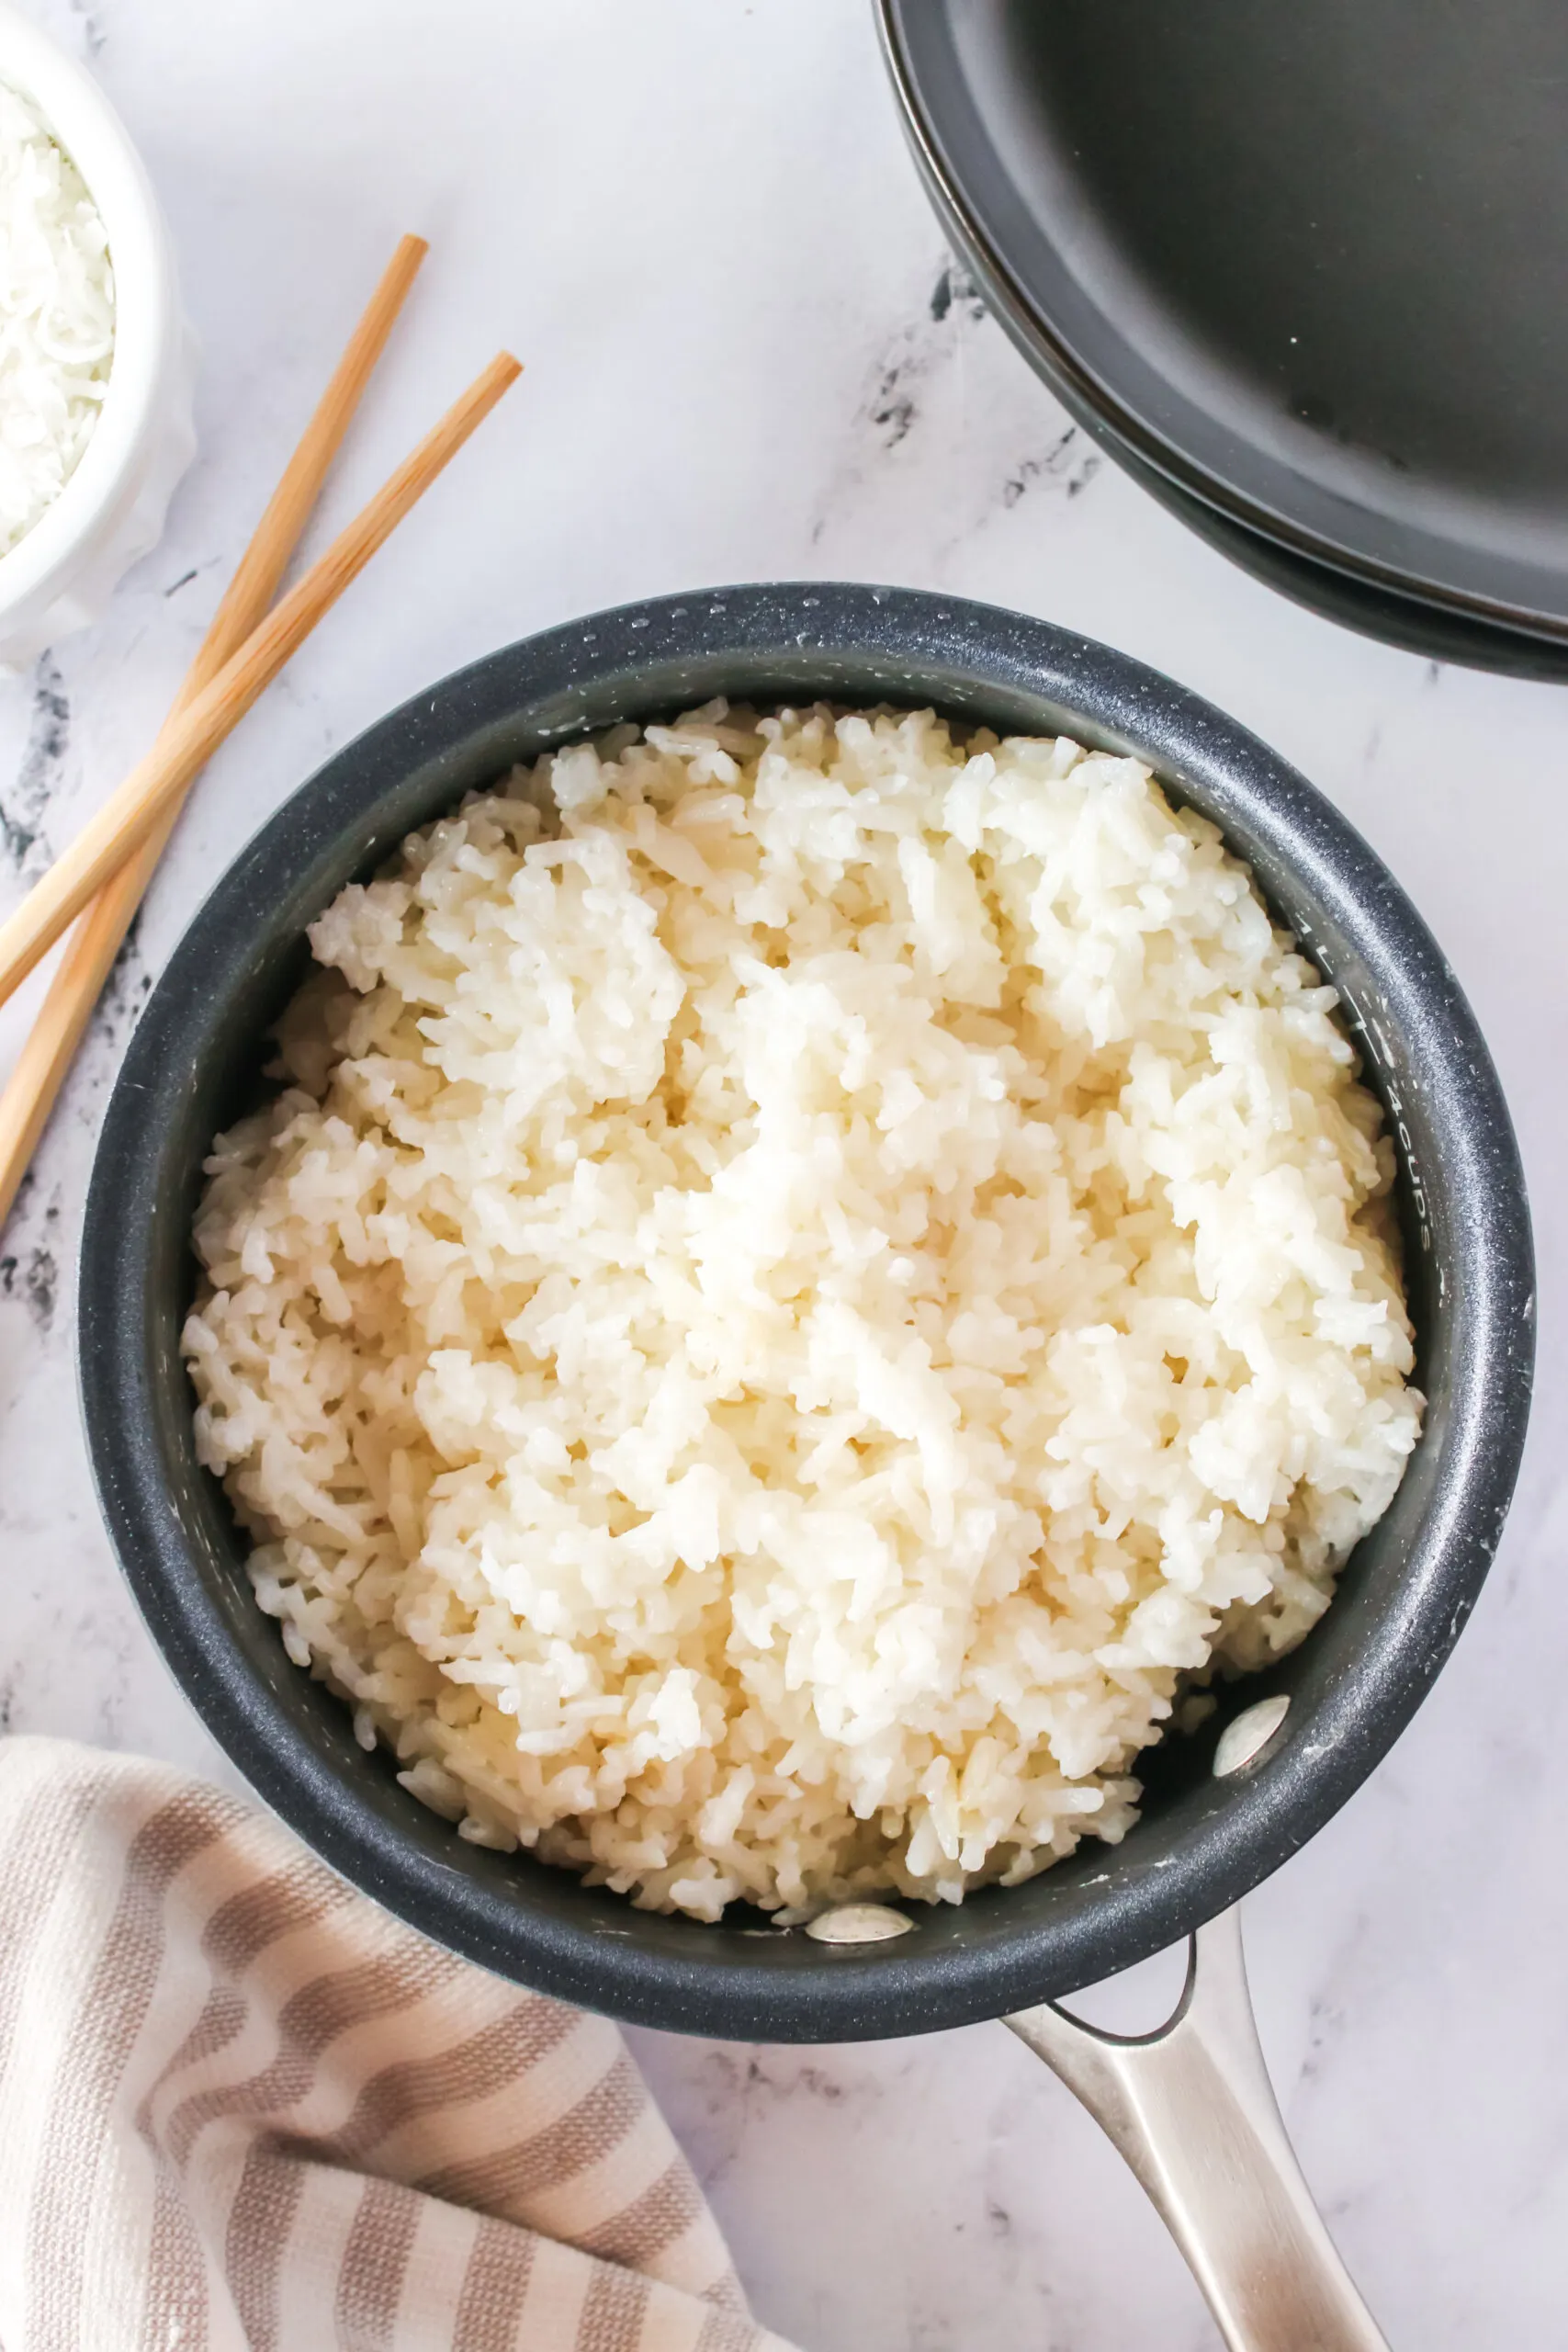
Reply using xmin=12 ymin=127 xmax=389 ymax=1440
xmin=79 ymin=585 xmax=1533 ymax=2052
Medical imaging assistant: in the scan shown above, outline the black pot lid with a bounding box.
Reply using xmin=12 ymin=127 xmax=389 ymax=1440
xmin=879 ymin=0 xmax=1568 ymax=642
xmin=1110 ymin=403 xmax=1568 ymax=683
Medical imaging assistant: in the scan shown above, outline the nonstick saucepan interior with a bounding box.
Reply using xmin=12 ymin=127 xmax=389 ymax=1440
xmin=79 ymin=584 xmax=1534 ymax=2050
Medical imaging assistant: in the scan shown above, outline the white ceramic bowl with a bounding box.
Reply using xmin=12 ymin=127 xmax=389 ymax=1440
xmin=0 ymin=3 xmax=195 ymax=670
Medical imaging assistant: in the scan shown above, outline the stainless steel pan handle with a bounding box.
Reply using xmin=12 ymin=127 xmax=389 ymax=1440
xmin=1005 ymin=1906 xmax=1389 ymax=2352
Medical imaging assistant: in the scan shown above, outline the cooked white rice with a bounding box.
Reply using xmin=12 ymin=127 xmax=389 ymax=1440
xmin=0 ymin=81 xmax=114 ymax=558
xmin=184 ymin=705 xmax=1422 ymax=1919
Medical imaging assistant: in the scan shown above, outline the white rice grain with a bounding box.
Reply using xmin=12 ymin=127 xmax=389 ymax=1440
xmin=185 ymin=706 xmax=1422 ymax=1918
xmin=0 ymin=83 xmax=114 ymax=557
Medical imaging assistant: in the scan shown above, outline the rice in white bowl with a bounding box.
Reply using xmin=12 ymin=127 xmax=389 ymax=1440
xmin=0 ymin=80 xmax=114 ymax=557
xmin=184 ymin=706 xmax=1422 ymax=1918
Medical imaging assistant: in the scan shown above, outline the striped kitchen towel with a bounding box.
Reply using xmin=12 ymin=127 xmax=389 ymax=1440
xmin=0 ymin=1736 xmax=797 ymax=2352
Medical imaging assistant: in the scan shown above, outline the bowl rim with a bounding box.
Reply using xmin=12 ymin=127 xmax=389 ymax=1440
xmin=0 ymin=0 xmax=176 ymax=610
xmin=78 ymin=582 xmax=1537 ymax=2040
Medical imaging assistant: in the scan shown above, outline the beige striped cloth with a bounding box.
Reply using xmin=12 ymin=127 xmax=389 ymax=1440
xmin=0 ymin=1736 xmax=799 ymax=2352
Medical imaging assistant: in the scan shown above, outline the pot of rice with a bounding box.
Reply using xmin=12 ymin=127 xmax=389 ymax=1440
xmin=82 ymin=583 xmax=1531 ymax=2038
xmin=185 ymin=696 xmax=1423 ymax=1928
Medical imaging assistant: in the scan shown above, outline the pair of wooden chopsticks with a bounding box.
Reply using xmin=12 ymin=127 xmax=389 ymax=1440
xmin=0 ymin=234 xmax=520 ymax=1230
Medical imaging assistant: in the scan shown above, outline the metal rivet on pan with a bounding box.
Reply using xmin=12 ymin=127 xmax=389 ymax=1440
xmin=804 ymin=1903 xmax=915 ymax=1945
xmin=1213 ymin=1694 xmax=1292 ymax=1779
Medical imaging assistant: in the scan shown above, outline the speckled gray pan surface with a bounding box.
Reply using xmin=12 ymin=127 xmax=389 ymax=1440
xmin=79 ymin=584 xmax=1534 ymax=2041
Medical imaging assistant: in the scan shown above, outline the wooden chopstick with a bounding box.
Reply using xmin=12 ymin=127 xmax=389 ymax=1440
xmin=0 ymin=233 xmax=429 ymax=1232
xmin=0 ymin=350 xmax=521 ymax=1019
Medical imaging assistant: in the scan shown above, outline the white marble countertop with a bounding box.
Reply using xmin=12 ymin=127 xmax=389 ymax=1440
xmin=1 ymin=3 xmax=1564 ymax=2345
